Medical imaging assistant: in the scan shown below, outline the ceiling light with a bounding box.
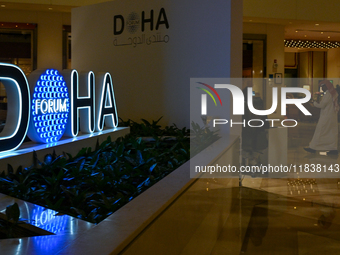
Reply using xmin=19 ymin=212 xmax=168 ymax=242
xmin=284 ymin=39 xmax=340 ymax=49
xmin=315 ymin=23 xmax=320 ymax=26
xmin=0 ymin=5 xmax=5 ymax=7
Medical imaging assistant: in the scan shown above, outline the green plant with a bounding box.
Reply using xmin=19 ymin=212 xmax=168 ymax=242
xmin=0 ymin=119 xmax=190 ymax=224
xmin=0 ymin=203 xmax=20 ymax=238
xmin=119 ymin=117 xmax=190 ymax=137
xmin=0 ymin=119 xmax=218 ymax=225
xmin=6 ymin=202 xmax=20 ymax=224
xmin=190 ymin=121 xmax=220 ymax=156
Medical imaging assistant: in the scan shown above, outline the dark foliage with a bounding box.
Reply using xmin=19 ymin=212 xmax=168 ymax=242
xmin=0 ymin=118 xmax=217 ymax=224
xmin=0 ymin=119 xmax=190 ymax=223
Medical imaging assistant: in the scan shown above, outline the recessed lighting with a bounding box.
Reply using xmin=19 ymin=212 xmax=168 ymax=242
xmin=295 ymin=30 xmax=298 ymax=33
xmin=304 ymin=35 xmax=307 ymax=37
xmin=321 ymin=32 xmax=324 ymax=34
xmin=249 ymin=20 xmax=252 ymax=22
xmin=328 ymin=36 xmax=331 ymax=39
xmin=48 ymin=7 xmax=53 ymax=10
xmin=315 ymin=23 xmax=320 ymax=26
xmin=284 ymin=39 xmax=340 ymax=49
xmin=1 ymin=5 xmax=5 ymax=8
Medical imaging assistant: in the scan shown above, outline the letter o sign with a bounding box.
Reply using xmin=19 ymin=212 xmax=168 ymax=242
xmin=27 ymin=69 xmax=70 ymax=143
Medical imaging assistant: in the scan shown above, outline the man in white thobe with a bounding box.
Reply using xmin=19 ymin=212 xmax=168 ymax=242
xmin=305 ymin=81 xmax=339 ymax=154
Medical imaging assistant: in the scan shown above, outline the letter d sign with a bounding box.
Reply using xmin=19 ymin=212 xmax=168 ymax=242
xmin=0 ymin=63 xmax=30 ymax=153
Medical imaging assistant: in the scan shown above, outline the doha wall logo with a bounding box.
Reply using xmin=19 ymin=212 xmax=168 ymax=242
xmin=113 ymin=8 xmax=170 ymax=47
xmin=0 ymin=63 xmax=118 ymax=154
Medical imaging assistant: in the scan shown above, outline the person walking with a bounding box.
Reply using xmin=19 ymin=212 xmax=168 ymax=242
xmin=304 ymin=80 xmax=339 ymax=155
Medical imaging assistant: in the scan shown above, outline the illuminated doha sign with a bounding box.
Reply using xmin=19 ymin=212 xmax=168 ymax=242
xmin=0 ymin=63 xmax=118 ymax=153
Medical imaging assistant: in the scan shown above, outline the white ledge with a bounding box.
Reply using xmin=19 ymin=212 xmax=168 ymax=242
xmin=58 ymin=134 xmax=239 ymax=255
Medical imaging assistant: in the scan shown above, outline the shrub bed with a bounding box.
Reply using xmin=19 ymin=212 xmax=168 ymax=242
xmin=0 ymin=118 xmax=191 ymax=223
xmin=0 ymin=118 xmax=218 ymax=225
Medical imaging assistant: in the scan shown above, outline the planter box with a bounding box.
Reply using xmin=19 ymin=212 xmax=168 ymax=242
xmin=0 ymin=134 xmax=239 ymax=255
xmin=0 ymin=193 xmax=95 ymax=253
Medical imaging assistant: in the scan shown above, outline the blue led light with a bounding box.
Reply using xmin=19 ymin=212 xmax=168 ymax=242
xmin=31 ymin=69 xmax=69 ymax=144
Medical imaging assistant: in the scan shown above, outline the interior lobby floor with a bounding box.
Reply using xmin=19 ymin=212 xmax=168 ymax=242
xmin=229 ymin=121 xmax=340 ymax=254
xmin=2 ymin=121 xmax=340 ymax=255
xmin=120 ymin=121 xmax=340 ymax=255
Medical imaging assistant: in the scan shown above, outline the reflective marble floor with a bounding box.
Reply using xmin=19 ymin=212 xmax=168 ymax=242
xmin=117 ymin=122 xmax=340 ymax=255
xmin=237 ymin=121 xmax=340 ymax=254
xmin=2 ymin=122 xmax=340 ymax=255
